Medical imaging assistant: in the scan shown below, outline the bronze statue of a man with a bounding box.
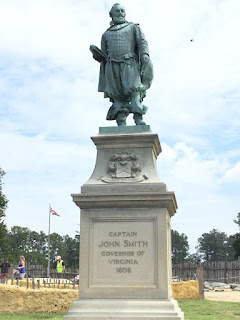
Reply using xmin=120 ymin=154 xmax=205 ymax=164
xmin=90 ymin=3 xmax=153 ymax=126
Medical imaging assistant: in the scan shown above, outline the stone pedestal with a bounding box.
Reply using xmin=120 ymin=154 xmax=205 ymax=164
xmin=64 ymin=126 xmax=184 ymax=320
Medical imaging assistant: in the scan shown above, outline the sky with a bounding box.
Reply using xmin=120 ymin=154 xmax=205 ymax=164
xmin=0 ymin=0 xmax=239 ymax=253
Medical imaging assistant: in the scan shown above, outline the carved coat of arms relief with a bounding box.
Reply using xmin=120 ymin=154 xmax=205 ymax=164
xmin=99 ymin=150 xmax=148 ymax=183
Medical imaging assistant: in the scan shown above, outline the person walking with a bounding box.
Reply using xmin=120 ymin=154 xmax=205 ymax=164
xmin=56 ymin=256 xmax=65 ymax=278
xmin=0 ymin=258 xmax=11 ymax=279
xmin=18 ymin=255 xmax=26 ymax=279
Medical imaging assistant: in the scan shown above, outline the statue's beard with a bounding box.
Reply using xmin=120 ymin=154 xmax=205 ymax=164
xmin=113 ymin=16 xmax=126 ymax=24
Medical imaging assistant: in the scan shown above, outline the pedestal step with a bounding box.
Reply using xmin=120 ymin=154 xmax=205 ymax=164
xmin=63 ymin=299 xmax=184 ymax=320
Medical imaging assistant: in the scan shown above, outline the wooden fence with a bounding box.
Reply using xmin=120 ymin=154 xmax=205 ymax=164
xmin=2 ymin=261 xmax=240 ymax=285
xmin=1 ymin=264 xmax=78 ymax=279
xmin=0 ymin=277 xmax=79 ymax=290
xmin=25 ymin=264 xmax=78 ymax=279
xmin=172 ymin=261 xmax=240 ymax=283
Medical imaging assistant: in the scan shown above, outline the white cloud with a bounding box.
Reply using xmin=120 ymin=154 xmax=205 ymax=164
xmin=158 ymin=142 xmax=238 ymax=251
xmin=221 ymin=161 xmax=240 ymax=183
xmin=1 ymin=130 xmax=96 ymax=236
xmin=0 ymin=0 xmax=108 ymax=64
xmin=0 ymin=0 xmax=239 ymax=253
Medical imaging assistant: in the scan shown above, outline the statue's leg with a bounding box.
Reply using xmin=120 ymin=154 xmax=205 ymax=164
xmin=116 ymin=112 xmax=127 ymax=126
xmin=133 ymin=113 xmax=146 ymax=126
xmin=112 ymin=99 xmax=130 ymax=126
xmin=131 ymin=93 xmax=146 ymax=125
xmin=107 ymin=99 xmax=128 ymax=125
xmin=131 ymin=92 xmax=143 ymax=111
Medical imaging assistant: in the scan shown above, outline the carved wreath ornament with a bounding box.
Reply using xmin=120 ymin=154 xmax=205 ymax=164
xmin=99 ymin=151 xmax=148 ymax=183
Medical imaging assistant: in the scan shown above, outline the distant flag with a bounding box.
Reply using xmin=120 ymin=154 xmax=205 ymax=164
xmin=50 ymin=206 xmax=60 ymax=217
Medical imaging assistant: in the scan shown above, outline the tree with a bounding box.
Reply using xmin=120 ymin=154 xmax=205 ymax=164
xmin=232 ymin=234 xmax=240 ymax=260
xmin=49 ymin=232 xmax=67 ymax=268
xmin=27 ymin=230 xmax=48 ymax=266
xmin=185 ymin=253 xmax=201 ymax=264
xmin=7 ymin=226 xmax=31 ymax=263
xmin=233 ymin=213 xmax=240 ymax=231
xmin=29 ymin=230 xmax=47 ymax=255
xmin=171 ymin=230 xmax=189 ymax=264
xmin=196 ymin=229 xmax=233 ymax=262
xmin=5 ymin=225 xmax=80 ymax=268
xmin=0 ymin=167 xmax=9 ymax=259
xmin=64 ymin=233 xmax=80 ymax=268
xmin=230 ymin=213 xmax=240 ymax=260
xmin=229 ymin=233 xmax=240 ymax=260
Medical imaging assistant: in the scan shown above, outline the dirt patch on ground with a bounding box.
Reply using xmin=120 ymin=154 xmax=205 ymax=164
xmin=205 ymin=290 xmax=240 ymax=302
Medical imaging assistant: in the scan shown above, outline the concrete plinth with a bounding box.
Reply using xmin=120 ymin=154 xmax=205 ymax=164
xmin=64 ymin=299 xmax=183 ymax=320
xmin=64 ymin=126 xmax=184 ymax=320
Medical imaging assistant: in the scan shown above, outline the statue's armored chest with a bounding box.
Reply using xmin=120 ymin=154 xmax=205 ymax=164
xmin=105 ymin=24 xmax=135 ymax=57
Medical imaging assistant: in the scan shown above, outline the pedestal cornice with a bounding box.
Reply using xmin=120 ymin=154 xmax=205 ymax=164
xmin=72 ymin=191 xmax=177 ymax=216
xmin=91 ymin=133 xmax=161 ymax=159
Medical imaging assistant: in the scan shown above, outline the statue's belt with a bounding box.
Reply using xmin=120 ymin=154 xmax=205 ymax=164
xmin=107 ymin=53 xmax=137 ymax=65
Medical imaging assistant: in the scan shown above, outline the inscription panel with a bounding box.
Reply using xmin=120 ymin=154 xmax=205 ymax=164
xmin=89 ymin=218 xmax=156 ymax=287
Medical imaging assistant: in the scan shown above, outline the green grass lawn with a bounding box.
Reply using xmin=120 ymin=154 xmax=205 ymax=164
xmin=0 ymin=300 xmax=240 ymax=320
xmin=179 ymin=299 xmax=240 ymax=320
xmin=0 ymin=314 xmax=65 ymax=320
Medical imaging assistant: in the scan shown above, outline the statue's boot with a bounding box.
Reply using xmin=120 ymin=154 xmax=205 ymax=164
xmin=107 ymin=99 xmax=126 ymax=121
xmin=133 ymin=113 xmax=146 ymax=125
xmin=116 ymin=112 xmax=127 ymax=126
xmin=131 ymin=93 xmax=147 ymax=126
xmin=131 ymin=93 xmax=144 ymax=113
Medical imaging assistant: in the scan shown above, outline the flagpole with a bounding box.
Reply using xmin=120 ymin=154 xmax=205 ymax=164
xmin=47 ymin=204 xmax=51 ymax=278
